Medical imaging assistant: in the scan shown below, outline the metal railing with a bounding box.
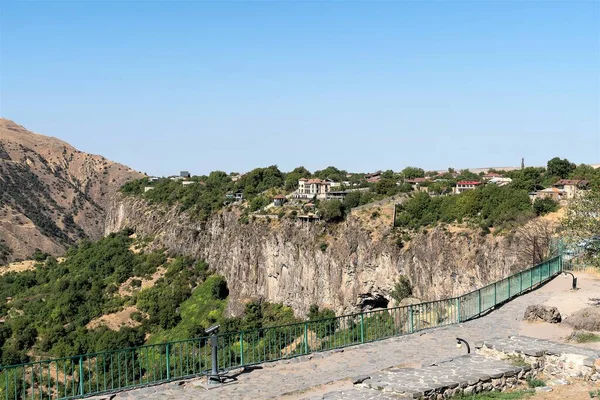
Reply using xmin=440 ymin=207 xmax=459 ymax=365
xmin=0 ymin=255 xmax=563 ymax=399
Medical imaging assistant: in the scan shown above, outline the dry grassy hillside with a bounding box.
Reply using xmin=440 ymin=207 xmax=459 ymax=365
xmin=0 ymin=118 xmax=143 ymax=262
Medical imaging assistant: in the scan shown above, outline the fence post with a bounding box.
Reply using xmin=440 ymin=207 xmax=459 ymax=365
xmin=477 ymin=290 xmax=481 ymax=315
xmin=303 ymin=323 xmax=309 ymax=354
xmin=456 ymin=298 xmax=461 ymax=323
xmin=240 ymin=332 xmax=244 ymax=367
xmin=360 ymin=314 xmax=365 ymax=343
xmin=166 ymin=343 xmax=171 ymax=380
xmin=408 ymin=306 xmax=414 ymax=334
xmin=493 ymin=282 xmax=497 ymax=306
xmin=507 ymin=278 xmax=511 ymax=299
xmin=530 ymin=268 xmax=533 ymax=288
xmin=519 ymin=272 xmax=523 ymax=293
xmin=78 ymin=356 xmax=84 ymax=396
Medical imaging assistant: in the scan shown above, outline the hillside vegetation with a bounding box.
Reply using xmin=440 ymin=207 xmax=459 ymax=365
xmin=0 ymin=231 xmax=314 ymax=365
xmin=395 ymin=185 xmax=557 ymax=232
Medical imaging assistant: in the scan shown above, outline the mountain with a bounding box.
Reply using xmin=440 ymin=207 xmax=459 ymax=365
xmin=0 ymin=118 xmax=143 ymax=263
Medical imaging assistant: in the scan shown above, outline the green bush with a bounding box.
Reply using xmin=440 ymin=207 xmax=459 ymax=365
xmin=390 ymin=276 xmax=413 ymax=303
xmin=318 ymin=200 xmax=344 ymax=222
xmin=533 ymin=198 xmax=559 ymax=216
xmin=395 ymin=185 xmax=534 ymax=230
xmin=526 ymin=377 xmax=546 ymax=388
xmin=307 ymin=305 xmax=337 ymax=338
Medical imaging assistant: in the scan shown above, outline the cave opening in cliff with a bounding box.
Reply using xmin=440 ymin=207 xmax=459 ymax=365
xmin=358 ymin=294 xmax=389 ymax=312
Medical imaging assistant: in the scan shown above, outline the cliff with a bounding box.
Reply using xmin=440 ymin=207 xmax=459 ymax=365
xmin=106 ymin=195 xmax=529 ymax=317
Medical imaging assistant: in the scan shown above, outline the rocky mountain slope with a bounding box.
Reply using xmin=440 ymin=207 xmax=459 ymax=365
xmin=106 ymin=195 xmax=538 ymax=317
xmin=0 ymin=118 xmax=143 ymax=262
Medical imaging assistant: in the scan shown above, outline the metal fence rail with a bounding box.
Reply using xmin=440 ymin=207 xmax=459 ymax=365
xmin=0 ymin=255 xmax=563 ymax=399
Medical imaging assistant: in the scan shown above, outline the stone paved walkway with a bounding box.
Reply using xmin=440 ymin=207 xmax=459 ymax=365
xmin=313 ymin=354 xmax=526 ymax=399
xmin=93 ymin=272 xmax=600 ymax=400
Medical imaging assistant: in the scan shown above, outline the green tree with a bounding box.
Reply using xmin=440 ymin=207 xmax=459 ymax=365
xmin=562 ymin=189 xmax=600 ymax=240
xmin=401 ymin=167 xmax=425 ymax=179
xmin=313 ymin=166 xmax=347 ymax=182
xmin=242 ymin=302 xmax=263 ymax=331
xmin=570 ymin=164 xmax=600 ymax=189
xmin=374 ymin=178 xmax=398 ymax=195
xmin=249 ymin=196 xmax=269 ymax=212
xmin=547 ymin=157 xmax=576 ymax=179
xmin=307 ymin=305 xmax=337 ymax=338
xmin=284 ymin=166 xmax=312 ymax=191
xmin=507 ymin=167 xmax=544 ymax=192
xmin=318 ymin=200 xmax=344 ymax=222
xmin=533 ymin=198 xmax=558 ymax=216
xmin=390 ymin=276 xmax=413 ymax=303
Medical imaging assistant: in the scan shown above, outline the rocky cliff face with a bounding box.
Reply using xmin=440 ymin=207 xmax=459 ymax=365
xmin=106 ymin=196 xmax=529 ymax=317
xmin=0 ymin=119 xmax=143 ymax=262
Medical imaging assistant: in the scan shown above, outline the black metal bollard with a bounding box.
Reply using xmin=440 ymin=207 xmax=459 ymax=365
xmin=563 ymin=272 xmax=578 ymax=290
xmin=210 ymin=333 xmax=219 ymax=383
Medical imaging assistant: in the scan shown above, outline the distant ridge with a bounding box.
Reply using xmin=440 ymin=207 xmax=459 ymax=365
xmin=0 ymin=118 xmax=143 ymax=263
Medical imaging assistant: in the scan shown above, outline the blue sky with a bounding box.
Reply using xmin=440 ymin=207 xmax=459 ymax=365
xmin=1 ymin=1 xmax=599 ymax=176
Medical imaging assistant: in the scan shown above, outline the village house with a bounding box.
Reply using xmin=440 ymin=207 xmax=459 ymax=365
xmin=295 ymin=178 xmax=331 ymax=200
xmin=225 ymin=191 xmax=244 ymax=202
xmin=487 ymin=177 xmax=513 ymax=187
xmin=404 ymin=177 xmax=429 ymax=192
xmin=553 ymin=179 xmax=589 ymax=199
xmin=482 ymin=172 xmax=504 ymax=180
xmin=182 ymin=181 xmax=196 ymax=186
xmin=454 ymin=181 xmax=482 ymax=194
xmin=365 ymin=171 xmax=382 ymax=183
xmin=144 ymin=186 xmax=154 ymax=193
xmin=273 ymin=195 xmax=286 ymax=207
xmin=325 ymin=178 xmax=341 ymax=188
xmin=531 ymin=187 xmax=566 ymax=202
xmin=326 ymin=191 xmax=349 ymax=200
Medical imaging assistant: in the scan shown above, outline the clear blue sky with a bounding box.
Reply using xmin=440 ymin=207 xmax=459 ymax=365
xmin=1 ymin=1 xmax=599 ymax=176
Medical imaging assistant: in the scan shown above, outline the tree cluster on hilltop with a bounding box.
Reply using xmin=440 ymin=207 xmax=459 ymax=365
xmin=119 ymin=159 xmax=600 ymax=224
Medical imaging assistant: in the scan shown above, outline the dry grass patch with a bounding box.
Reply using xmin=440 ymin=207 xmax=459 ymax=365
xmin=0 ymin=259 xmax=37 ymax=275
xmin=118 ymin=266 xmax=167 ymax=296
xmin=86 ymin=306 xmax=146 ymax=331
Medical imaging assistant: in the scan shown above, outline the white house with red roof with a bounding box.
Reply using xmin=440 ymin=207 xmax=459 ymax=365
xmin=296 ymin=178 xmax=331 ymax=199
xmin=454 ymin=181 xmax=483 ymax=194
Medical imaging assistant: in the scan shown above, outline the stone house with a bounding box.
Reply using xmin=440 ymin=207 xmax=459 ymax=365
xmin=295 ymin=178 xmax=331 ymax=200
xmin=553 ymin=179 xmax=589 ymax=199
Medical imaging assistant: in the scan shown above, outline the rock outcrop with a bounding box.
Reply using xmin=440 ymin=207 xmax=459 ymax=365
xmin=564 ymin=307 xmax=600 ymax=331
xmin=106 ymin=195 xmax=535 ymax=317
xmin=523 ymin=305 xmax=562 ymax=323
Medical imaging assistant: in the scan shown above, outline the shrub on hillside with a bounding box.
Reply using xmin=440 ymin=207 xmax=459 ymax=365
xmin=533 ymin=198 xmax=559 ymax=216
xmin=390 ymin=275 xmax=413 ymax=303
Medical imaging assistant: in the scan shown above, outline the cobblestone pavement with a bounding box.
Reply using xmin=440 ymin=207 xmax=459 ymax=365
xmin=92 ymin=273 xmax=598 ymax=400
xmin=311 ymin=355 xmax=525 ymax=399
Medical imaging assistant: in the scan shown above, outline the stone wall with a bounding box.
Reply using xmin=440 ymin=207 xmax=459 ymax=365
xmin=477 ymin=336 xmax=600 ymax=382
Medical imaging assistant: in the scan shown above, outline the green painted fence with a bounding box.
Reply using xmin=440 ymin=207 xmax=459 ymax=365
xmin=0 ymin=255 xmax=563 ymax=399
